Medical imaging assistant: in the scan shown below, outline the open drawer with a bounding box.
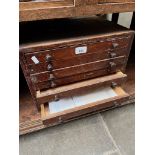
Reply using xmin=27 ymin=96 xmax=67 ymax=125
xmin=41 ymin=85 xmax=129 ymax=125
xmin=36 ymin=71 xmax=127 ymax=105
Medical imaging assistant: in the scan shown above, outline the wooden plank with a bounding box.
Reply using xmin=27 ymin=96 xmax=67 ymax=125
xmin=114 ymin=86 xmax=126 ymax=95
xmin=75 ymin=0 xmax=98 ymax=6
xmin=19 ymin=2 xmax=135 ymax=22
xmin=72 ymin=0 xmax=134 ymax=6
xmin=40 ymin=104 xmax=45 ymax=118
xmin=98 ymin=0 xmax=134 ymax=3
xmin=20 ymin=0 xmax=74 ymax=10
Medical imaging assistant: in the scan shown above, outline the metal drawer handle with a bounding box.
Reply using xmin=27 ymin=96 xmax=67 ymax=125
xmin=54 ymin=95 xmax=59 ymax=101
xmin=47 ymin=64 xmax=53 ymax=71
xmin=110 ymin=52 xmax=117 ymax=58
xmin=109 ymin=62 xmax=116 ymax=69
xmin=46 ymin=54 xmax=52 ymax=62
xmin=50 ymin=74 xmax=55 ymax=80
xmin=112 ymin=43 xmax=119 ymax=48
xmin=51 ymin=81 xmax=56 ymax=88
xmin=111 ymin=82 xmax=117 ymax=88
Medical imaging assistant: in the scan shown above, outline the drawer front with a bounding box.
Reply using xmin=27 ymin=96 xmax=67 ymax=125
xmin=30 ymin=56 xmax=125 ymax=84
xmin=37 ymin=71 xmax=127 ymax=105
xmin=27 ymin=48 xmax=127 ymax=74
xmin=24 ymin=36 xmax=130 ymax=65
xmin=33 ymin=66 xmax=123 ymax=90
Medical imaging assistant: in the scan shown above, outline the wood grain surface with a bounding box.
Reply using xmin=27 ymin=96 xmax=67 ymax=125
xmin=19 ymin=0 xmax=135 ymax=22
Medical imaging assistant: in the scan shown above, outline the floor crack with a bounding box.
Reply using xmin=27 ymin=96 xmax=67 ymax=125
xmin=98 ymin=113 xmax=123 ymax=155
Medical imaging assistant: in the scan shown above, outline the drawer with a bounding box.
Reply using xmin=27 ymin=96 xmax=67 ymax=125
xmin=36 ymin=71 xmax=127 ymax=104
xmin=24 ymin=36 xmax=130 ymax=65
xmin=30 ymin=56 xmax=125 ymax=83
xmin=41 ymin=85 xmax=129 ymax=125
xmin=27 ymin=48 xmax=127 ymax=74
xmin=33 ymin=66 xmax=123 ymax=90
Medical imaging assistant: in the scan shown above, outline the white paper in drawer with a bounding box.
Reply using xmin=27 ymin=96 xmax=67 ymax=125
xmin=49 ymin=87 xmax=117 ymax=113
xmin=49 ymin=97 xmax=74 ymax=113
xmin=72 ymin=87 xmax=117 ymax=107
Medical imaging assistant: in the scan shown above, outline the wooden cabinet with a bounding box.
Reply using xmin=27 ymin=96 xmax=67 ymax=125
xmin=19 ymin=0 xmax=135 ymax=136
xmin=19 ymin=0 xmax=135 ymax=135
xmin=20 ymin=17 xmax=134 ymax=112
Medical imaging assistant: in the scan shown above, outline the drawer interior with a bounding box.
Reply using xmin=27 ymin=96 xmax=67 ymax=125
xmin=41 ymin=86 xmax=129 ymax=125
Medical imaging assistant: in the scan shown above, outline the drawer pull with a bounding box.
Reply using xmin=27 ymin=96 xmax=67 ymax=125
xmin=110 ymin=52 xmax=117 ymax=58
xmin=31 ymin=76 xmax=37 ymax=83
xmin=47 ymin=64 xmax=53 ymax=71
xmin=112 ymin=43 xmax=119 ymax=48
xmin=54 ymin=95 xmax=60 ymax=101
xmin=51 ymin=81 xmax=56 ymax=88
xmin=109 ymin=62 xmax=116 ymax=68
xmin=46 ymin=54 xmax=52 ymax=62
xmin=109 ymin=62 xmax=117 ymax=72
xmin=50 ymin=74 xmax=55 ymax=80
xmin=111 ymin=82 xmax=117 ymax=88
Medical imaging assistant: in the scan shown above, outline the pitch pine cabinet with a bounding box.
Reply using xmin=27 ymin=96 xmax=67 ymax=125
xmin=19 ymin=0 xmax=135 ymax=134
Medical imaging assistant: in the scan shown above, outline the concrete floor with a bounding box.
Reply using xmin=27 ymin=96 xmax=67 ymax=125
xmin=20 ymin=104 xmax=135 ymax=155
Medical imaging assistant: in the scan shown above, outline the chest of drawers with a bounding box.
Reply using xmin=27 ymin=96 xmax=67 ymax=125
xmin=20 ymin=17 xmax=134 ymax=114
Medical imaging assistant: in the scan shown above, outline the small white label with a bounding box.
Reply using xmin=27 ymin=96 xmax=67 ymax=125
xmin=31 ymin=56 xmax=39 ymax=64
xmin=75 ymin=46 xmax=87 ymax=54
